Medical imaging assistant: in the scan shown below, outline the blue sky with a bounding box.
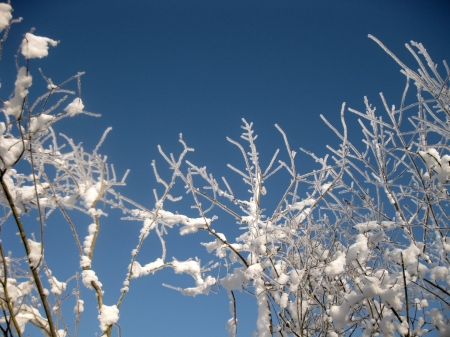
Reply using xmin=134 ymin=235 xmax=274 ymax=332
xmin=2 ymin=0 xmax=450 ymax=336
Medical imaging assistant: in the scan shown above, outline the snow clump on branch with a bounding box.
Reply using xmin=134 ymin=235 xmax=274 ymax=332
xmin=98 ymin=304 xmax=119 ymax=331
xmin=3 ymin=67 xmax=32 ymax=118
xmin=27 ymin=239 xmax=41 ymax=269
xmin=21 ymin=32 xmax=58 ymax=59
xmin=0 ymin=3 xmax=12 ymax=32
xmin=64 ymin=98 xmax=85 ymax=117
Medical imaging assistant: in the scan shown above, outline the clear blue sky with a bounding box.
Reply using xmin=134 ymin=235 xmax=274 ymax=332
xmin=2 ymin=1 xmax=450 ymax=336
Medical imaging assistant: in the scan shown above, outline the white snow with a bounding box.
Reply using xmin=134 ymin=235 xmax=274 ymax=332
xmin=226 ymin=317 xmax=237 ymax=337
xmin=220 ymin=268 xmax=246 ymax=291
xmin=64 ymin=98 xmax=85 ymax=117
xmin=256 ymin=292 xmax=271 ymax=337
xmin=279 ymin=292 xmax=289 ymax=309
xmin=346 ymin=234 xmax=368 ymax=264
xmin=139 ymin=218 xmax=155 ymax=240
xmin=79 ymin=182 xmax=102 ymax=208
xmin=324 ymin=251 xmax=346 ymax=276
xmin=14 ymin=305 xmax=48 ymax=334
xmin=245 ymin=263 xmax=263 ymax=280
xmin=130 ymin=258 xmax=164 ymax=278
xmin=29 ymin=114 xmax=54 ymax=134
xmin=27 ymin=239 xmax=41 ymax=268
xmin=430 ymin=266 xmax=449 ymax=282
xmin=419 ymin=149 xmax=450 ymax=184
xmin=179 ymin=275 xmax=216 ymax=296
xmin=74 ymin=299 xmax=84 ymax=313
xmin=83 ymin=223 xmax=97 ymax=255
xmin=277 ymin=273 xmax=290 ymax=285
xmin=430 ymin=308 xmax=450 ymax=337
xmin=80 ymin=255 xmax=91 ymax=268
xmin=0 ymin=129 xmax=25 ymax=169
xmin=321 ymin=182 xmax=333 ymax=192
xmin=45 ymin=269 xmax=66 ymax=295
xmin=81 ymin=270 xmax=102 ymax=289
xmin=354 ymin=221 xmax=380 ymax=232
xmin=201 ymin=232 xmax=227 ymax=257
xmin=21 ymin=33 xmax=58 ymax=59
xmin=0 ymin=3 xmax=12 ymax=32
xmin=291 ymin=198 xmax=316 ymax=211
xmin=172 ymin=259 xmax=201 ymax=278
xmin=56 ymin=330 xmax=66 ymax=337
xmin=3 ymin=67 xmax=32 ymax=118
xmin=98 ymin=304 xmax=119 ymax=331
xmin=163 ymin=258 xmax=217 ymax=296
xmin=387 ymin=243 xmax=421 ymax=267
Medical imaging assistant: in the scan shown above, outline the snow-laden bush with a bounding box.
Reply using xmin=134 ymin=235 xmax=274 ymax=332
xmin=0 ymin=2 xmax=449 ymax=337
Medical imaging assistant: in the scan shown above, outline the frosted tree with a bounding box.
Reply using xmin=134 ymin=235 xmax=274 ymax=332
xmin=1 ymin=1 xmax=449 ymax=337
xmin=0 ymin=3 xmax=186 ymax=337
xmin=137 ymin=38 xmax=450 ymax=337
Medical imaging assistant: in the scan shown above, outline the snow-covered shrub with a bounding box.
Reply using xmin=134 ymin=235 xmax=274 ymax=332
xmin=0 ymin=3 xmax=175 ymax=337
xmin=140 ymin=38 xmax=450 ymax=337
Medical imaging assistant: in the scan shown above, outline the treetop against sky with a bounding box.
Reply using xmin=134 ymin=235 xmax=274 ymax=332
xmin=1 ymin=1 xmax=450 ymax=336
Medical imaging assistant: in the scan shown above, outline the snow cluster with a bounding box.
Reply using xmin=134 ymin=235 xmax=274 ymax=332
xmin=324 ymin=251 xmax=345 ymax=276
xmin=29 ymin=113 xmax=54 ymax=135
xmin=21 ymin=32 xmax=58 ymax=59
xmin=80 ymin=255 xmax=91 ymax=268
xmin=79 ymin=182 xmax=102 ymax=208
xmin=98 ymin=304 xmax=119 ymax=331
xmin=14 ymin=305 xmax=48 ymax=334
xmin=419 ymin=148 xmax=450 ymax=184
xmin=81 ymin=270 xmax=102 ymax=289
xmin=0 ymin=3 xmax=12 ymax=32
xmin=201 ymin=232 xmax=228 ymax=258
xmin=131 ymin=258 xmax=164 ymax=278
xmin=0 ymin=123 xmax=25 ymax=170
xmin=74 ymin=299 xmax=84 ymax=314
xmin=64 ymin=98 xmax=84 ymax=117
xmin=56 ymin=330 xmax=67 ymax=337
xmin=161 ymin=258 xmax=217 ymax=296
xmin=155 ymin=209 xmax=210 ymax=235
xmin=45 ymin=269 xmax=67 ymax=295
xmin=3 ymin=67 xmax=32 ymax=118
xmin=345 ymin=234 xmax=368 ymax=264
xmin=27 ymin=239 xmax=42 ymax=269
xmin=83 ymin=223 xmax=97 ymax=255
